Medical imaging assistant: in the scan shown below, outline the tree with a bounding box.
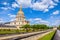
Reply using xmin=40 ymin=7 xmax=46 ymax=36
xmin=22 ymin=24 xmax=30 ymax=32
xmin=57 ymin=25 xmax=60 ymax=29
xmin=31 ymin=25 xmax=37 ymax=31
xmin=31 ymin=24 xmax=49 ymax=31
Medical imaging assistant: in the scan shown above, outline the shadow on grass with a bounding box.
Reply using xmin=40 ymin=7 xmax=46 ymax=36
xmin=51 ymin=30 xmax=57 ymax=40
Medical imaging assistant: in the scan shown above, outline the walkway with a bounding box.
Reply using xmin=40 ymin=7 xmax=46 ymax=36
xmin=20 ymin=31 xmax=52 ymax=40
xmin=0 ymin=30 xmax=52 ymax=40
xmin=53 ymin=30 xmax=60 ymax=40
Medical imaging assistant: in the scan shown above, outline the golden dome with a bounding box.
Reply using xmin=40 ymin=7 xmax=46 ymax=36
xmin=17 ymin=5 xmax=24 ymax=15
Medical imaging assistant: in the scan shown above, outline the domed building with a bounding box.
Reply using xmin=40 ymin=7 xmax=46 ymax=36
xmin=0 ymin=6 xmax=29 ymax=29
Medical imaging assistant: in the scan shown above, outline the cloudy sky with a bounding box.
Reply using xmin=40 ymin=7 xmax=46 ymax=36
xmin=0 ymin=0 xmax=60 ymax=26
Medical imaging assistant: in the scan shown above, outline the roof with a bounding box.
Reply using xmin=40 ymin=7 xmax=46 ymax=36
xmin=0 ymin=24 xmax=16 ymax=28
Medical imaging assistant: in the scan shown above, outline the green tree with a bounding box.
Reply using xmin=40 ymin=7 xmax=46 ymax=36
xmin=58 ymin=25 xmax=60 ymax=29
xmin=31 ymin=24 xmax=49 ymax=31
xmin=22 ymin=24 xmax=30 ymax=32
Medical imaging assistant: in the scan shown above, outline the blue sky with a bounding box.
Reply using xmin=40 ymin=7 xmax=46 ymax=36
xmin=0 ymin=0 xmax=60 ymax=26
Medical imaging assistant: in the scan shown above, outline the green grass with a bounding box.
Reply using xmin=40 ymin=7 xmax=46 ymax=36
xmin=0 ymin=29 xmax=26 ymax=34
xmin=38 ymin=31 xmax=55 ymax=40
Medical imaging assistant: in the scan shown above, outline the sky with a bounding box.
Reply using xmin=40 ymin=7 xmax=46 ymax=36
xmin=0 ymin=0 xmax=60 ymax=26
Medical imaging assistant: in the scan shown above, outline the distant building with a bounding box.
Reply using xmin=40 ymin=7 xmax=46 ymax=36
xmin=0 ymin=6 xmax=29 ymax=29
xmin=0 ymin=24 xmax=16 ymax=29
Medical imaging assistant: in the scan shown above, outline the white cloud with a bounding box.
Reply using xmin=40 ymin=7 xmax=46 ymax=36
xmin=1 ymin=7 xmax=8 ymax=10
xmin=31 ymin=0 xmax=57 ymax=12
xmin=1 ymin=7 xmax=14 ymax=10
xmin=14 ymin=0 xmax=59 ymax=12
xmin=54 ymin=0 xmax=59 ymax=2
xmin=49 ymin=5 xmax=54 ymax=8
xmin=28 ymin=18 xmax=42 ymax=22
xmin=8 ymin=14 xmax=16 ymax=21
xmin=0 ymin=18 xmax=4 ymax=23
xmin=54 ymin=20 xmax=60 ymax=26
xmin=3 ymin=2 xmax=9 ymax=5
xmin=28 ymin=18 xmax=49 ymax=25
xmin=50 ymin=20 xmax=60 ymax=26
xmin=53 ymin=10 xmax=60 ymax=15
xmin=0 ymin=21 xmax=3 ymax=23
xmin=8 ymin=14 xmax=16 ymax=18
xmin=10 ymin=18 xmax=15 ymax=21
xmin=1 ymin=2 xmax=15 ymax=10
xmin=15 ymin=0 xmax=31 ymax=8
xmin=46 ymin=15 xmax=60 ymax=26
xmin=34 ymin=18 xmax=42 ymax=21
xmin=31 ymin=2 xmax=49 ymax=11
xmin=12 ymin=2 xmax=19 ymax=8
xmin=44 ymin=9 xmax=49 ymax=12
xmin=28 ymin=17 xmax=60 ymax=26
xmin=1 ymin=0 xmax=59 ymax=12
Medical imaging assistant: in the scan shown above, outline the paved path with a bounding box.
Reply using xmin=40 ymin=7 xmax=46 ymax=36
xmin=0 ymin=30 xmax=52 ymax=40
xmin=20 ymin=31 xmax=52 ymax=40
xmin=53 ymin=30 xmax=60 ymax=40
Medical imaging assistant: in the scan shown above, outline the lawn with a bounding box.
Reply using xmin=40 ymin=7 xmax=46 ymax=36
xmin=0 ymin=29 xmax=26 ymax=34
xmin=38 ymin=31 xmax=55 ymax=40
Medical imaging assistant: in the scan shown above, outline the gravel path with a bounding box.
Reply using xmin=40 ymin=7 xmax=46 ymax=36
xmin=0 ymin=30 xmax=52 ymax=40
xmin=20 ymin=31 xmax=52 ymax=40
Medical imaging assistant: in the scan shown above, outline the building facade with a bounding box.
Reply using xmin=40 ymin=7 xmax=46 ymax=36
xmin=13 ymin=6 xmax=29 ymax=29
xmin=2 ymin=6 xmax=29 ymax=29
